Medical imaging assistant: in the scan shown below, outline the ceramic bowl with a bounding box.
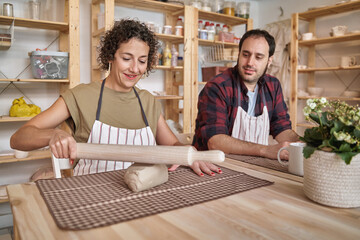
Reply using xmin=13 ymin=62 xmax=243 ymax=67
xmin=331 ymin=25 xmax=347 ymax=37
xmin=343 ymin=90 xmax=360 ymax=98
xmin=14 ymin=150 xmax=29 ymax=159
xmin=307 ymin=87 xmax=324 ymax=96
xmin=302 ymin=32 xmax=313 ymax=40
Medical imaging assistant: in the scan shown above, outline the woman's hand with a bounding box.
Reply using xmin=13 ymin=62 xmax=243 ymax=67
xmin=168 ymin=162 xmax=222 ymax=177
xmin=49 ymin=128 xmax=77 ymax=161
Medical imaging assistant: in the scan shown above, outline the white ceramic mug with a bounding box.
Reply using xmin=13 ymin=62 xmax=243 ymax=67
xmin=341 ymin=56 xmax=356 ymax=67
xmin=277 ymin=142 xmax=306 ymax=176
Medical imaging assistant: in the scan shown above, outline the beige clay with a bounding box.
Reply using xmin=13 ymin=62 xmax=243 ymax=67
xmin=124 ymin=163 xmax=168 ymax=192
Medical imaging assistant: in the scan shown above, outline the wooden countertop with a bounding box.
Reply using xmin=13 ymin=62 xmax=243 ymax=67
xmin=7 ymin=158 xmax=360 ymax=240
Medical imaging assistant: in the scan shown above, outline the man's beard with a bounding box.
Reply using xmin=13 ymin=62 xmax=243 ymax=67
xmin=240 ymin=63 xmax=269 ymax=85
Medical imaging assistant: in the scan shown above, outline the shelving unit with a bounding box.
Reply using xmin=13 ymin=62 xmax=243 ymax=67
xmin=192 ymin=8 xmax=252 ymax=132
xmin=91 ymin=0 xmax=193 ymax=133
xmin=90 ymin=0 xmax=252 ymax=133
xmin=290 ymin=1 xmax=360 ymax=132
xmin=0 ymin=1 xmax=79 ymax=167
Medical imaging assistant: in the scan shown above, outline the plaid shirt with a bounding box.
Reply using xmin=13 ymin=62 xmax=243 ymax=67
xmin=192 ymin=66 xmax=292 ymax=150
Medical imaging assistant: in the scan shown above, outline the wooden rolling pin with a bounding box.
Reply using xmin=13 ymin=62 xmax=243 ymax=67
xmin=76 ymin=143 xmax=224 ymax=165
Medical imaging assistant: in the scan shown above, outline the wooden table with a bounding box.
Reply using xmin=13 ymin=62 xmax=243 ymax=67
xmin=7 ymin=158 xmax=360 ymax=240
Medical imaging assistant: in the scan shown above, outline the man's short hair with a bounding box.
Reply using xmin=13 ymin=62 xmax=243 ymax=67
xmin=238 ymin=29 xmax=276 ymax=57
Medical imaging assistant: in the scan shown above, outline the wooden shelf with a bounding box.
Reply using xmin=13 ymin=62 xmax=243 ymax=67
xmin=298 ymin=96 xmax=360 ymax=101
xmin=155 ymin=65 xmax=184 ymax=71
xmin=0 ymin=185 xmax=8 ymax=203
xmin=92 ymin=27 xmax=105 ymax=37
xmin=297 ymin=122 xmax=317 ymax=128
xmin=114 ymin=0 xmax=183 ymax=14
xmin=298 ymin=65 xmax=360 ymax=72
xmin=155 ymin=33 xmax=184 ymax=43
xmin=198 ymin=39 xmax=238 ymax=47
xmin=0 ymin=16 xmax=68 ymax=31
xmin=198 ymin=10 xmax=248 ymax=26
xmin=154 ymin=95 xmax=183 ymax=100
xmin=198 ymin=82 xmax=207 ymax=85
xmin=0 ymin=116 xmax=32 ymax=123
xmin=0 ymin=78 xmax=69 ymax=83
xmin=299 ymin=1 xmax=360 ymax=21
xmin=299 ymin=33 xmax=360 ymax=46
xmin=0 ymin=149 xmax=51 ymax=165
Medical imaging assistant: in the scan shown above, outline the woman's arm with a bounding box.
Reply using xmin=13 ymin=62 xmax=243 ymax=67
xmin=10 ymin=97 xmax=77 ymax=159
xmin=156 ymin=114 xmax=221 ymax=176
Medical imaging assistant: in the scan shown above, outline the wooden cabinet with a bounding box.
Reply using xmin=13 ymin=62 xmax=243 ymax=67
xmin=290 ymin=1 xmax=360 ymax=131
xmin=0 ymin=0 xmax=80 ymax=189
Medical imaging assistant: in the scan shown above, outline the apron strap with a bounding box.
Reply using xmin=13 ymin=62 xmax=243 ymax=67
xmin=133 ymin=87 xmax=150 ymax=127
xmin=96 ymin=79 xmax=106 ymax=121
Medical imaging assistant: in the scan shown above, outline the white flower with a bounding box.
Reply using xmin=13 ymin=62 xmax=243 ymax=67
xmin=310 ymin=102 xmax=316 ymax=109
xmin=334 ymin=131 xmax=346 ymax=141
xmin=307 ymin=99 xmax=313 ymax=106
xmin=320 ymin=97 xmax=327 ymax=104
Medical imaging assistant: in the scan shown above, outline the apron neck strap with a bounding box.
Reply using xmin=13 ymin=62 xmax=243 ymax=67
xmin=96 ymin=80 xmax=150 ymax=127
xmin=96 ymin=79 xmax=106 ymax=120
xmin=132 ymin=87 xmax=149 ymax=127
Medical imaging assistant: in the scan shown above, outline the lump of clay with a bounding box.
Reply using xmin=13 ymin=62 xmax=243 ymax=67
xmin=124 ymin=163 xmax=168 ymax=192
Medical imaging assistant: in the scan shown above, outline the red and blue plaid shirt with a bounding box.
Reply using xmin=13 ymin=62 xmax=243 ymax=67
xmin=192 ymin=66 xmax=292 ymax=150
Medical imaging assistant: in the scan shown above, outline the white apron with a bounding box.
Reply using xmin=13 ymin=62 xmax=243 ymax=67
xmin=231 ymin=81 xmax=270 ymax=145
xmin=74 ymin=79 xmax=156 ymax=176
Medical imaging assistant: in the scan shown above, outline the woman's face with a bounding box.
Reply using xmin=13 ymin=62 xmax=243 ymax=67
xmin=108 ymin=38 xmax=150 ymax=92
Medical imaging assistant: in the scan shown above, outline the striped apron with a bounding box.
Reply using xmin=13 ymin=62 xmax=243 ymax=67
xmin=74 ymin=79 xmax=156 ymax=176
xmin=231 ymin=82 xmax=269 ymax=145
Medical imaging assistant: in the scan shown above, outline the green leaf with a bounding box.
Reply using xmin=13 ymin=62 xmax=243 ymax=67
xmin=331 ymin=120 xmax=345 ymax=134
xmin=338 ymin=143 xmax=352 ymax=152
xmin=309 ymin=113 xmax=320 ymax=124
xmin=320 ymin=112 xmax=330 ymax=127
xmin=303 ymin=146 xmax=316 ymax=159
xmin=354 ymin=128 xmax=360 ymax=139
xmin=336 ymin=152 xmax=359 ymax=165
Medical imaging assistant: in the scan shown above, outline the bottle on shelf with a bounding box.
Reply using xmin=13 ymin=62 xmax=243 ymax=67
xmin=198 ymin=20 xmax=204 ymax=30
xmin=175 ymin=18 xmax=183 ymax=36
xmin=202 ymin=0 xmax=212 ymax=12
xmin=171 ymin=44 xmax=178 ymax=67
xmin=215 ymin=23 xmax=222 ymax=35
xmin=222 ymin=24 xmax=229 ymax=33
xmin=162 ymin=43 xmax=171 ymax=66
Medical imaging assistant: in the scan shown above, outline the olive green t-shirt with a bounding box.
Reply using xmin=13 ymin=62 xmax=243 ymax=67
xmin=61 ymin=81 xmax=162 ymax=143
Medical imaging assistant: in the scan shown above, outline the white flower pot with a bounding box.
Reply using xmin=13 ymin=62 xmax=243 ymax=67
xmin=303 ymin=150 xmax=360 ymax=208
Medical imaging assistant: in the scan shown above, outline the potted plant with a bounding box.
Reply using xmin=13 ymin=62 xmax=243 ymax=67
xmin=300 ymin=98 xmax=360 ymax=208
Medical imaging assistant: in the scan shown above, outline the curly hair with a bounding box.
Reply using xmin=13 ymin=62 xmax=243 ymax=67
xmin=98 ymin=18 xmax=160 ymax=76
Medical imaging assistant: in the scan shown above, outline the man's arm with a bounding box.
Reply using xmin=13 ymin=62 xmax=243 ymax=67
xmin=208 ymin=134 xmax=291 ymax=160
xmin=275 ymin=129 xmax=299 ymax=143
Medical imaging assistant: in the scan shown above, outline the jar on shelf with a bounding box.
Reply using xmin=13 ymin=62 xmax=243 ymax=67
xmin=199 ymin=29 xmax=208 ymax=40
xmin=202 ymin=0 xmax=212 ymax=12
xmin=212 ymin=0 xmax=224 ymax=13
xmin=190 ymin=0 xmax=202 ymax=9
xmin=223 ymin=0 xmax=235 ymax=16
xmin=236 ymin=2 xmax=250 ymax=19
xmin=215 ymin=23 xmax=222 ymax=35
xmin=222 ymin=24 xmax=229 ymax=33
xmin=208 ymin=30 xmax=215 ymax=41
xmin=163 ymin=25 xmax=172 ymax=35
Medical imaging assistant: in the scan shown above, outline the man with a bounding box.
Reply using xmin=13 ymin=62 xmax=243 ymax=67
xmin=193 ymin=29 xmax=299 ymax=160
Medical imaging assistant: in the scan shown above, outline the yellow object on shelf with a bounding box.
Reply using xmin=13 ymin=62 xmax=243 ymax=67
xmin=9 ymin=97 xmax=41 ymax=117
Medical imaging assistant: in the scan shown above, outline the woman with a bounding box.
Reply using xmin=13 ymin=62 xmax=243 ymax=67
xmin=10 ymin=19 xmax=221 ymax=176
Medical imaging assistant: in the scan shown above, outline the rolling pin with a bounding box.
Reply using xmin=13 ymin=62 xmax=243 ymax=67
xmin=75 ymin=143 xmax=224 ymax=165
